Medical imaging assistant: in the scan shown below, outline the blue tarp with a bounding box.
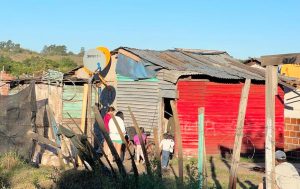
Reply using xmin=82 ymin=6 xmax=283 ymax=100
xmin=116 ymin=54 xmax=156 ymax=80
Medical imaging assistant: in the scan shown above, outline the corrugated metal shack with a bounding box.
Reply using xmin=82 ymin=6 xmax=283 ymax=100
xmin=114 ymin=47 xmax=285 ymax=156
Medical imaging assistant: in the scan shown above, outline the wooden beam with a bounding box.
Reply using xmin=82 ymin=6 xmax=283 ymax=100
xmin=93 ymin=106 xmax=127 ymax=177
xmin=128 ymin=106 xmax=152 ymax=176
xmin=228 ymin=79 xmax=251 ymax=189
xmin=111 ymin=114 xmax=139 ymax=178
xmin=118 ymin=49 xmax=141 ymax=62
xmin=170 ymin=100 xmax=183 ymax=185
xmin=261 ymin=53 xmax=300 ymax=66
xmin=265 ymin=66 xmax=276 ymax=189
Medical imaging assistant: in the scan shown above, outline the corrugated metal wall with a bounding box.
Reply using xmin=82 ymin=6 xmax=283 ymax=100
xmin=177 ymin=80 xmax=284 ymax=156
xmin=116 ymin=81 xmax=160 ymax=136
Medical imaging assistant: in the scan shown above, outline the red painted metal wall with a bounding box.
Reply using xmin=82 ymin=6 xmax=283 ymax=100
xmin=177 ymin=80 xmax=284 ymax=156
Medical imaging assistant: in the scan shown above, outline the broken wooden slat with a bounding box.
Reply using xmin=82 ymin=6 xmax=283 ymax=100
xmin=93 ymin=106 xmax=127 ymax=177
xmin=170 ymin=100 xmax=183 ymax=185
xmin=128 ymin=106 xmax=152 ymax=176
xmin=228 ymin=79 xmax=251 ymax=189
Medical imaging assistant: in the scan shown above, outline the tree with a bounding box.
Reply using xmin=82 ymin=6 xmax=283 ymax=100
xmin=78 ymin=47 xmax=85 ymax=56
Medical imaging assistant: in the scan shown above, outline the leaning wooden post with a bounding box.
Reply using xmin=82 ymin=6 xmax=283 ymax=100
xmin=111 ymin=115 xmax=139 ymax=178
xmin=153 ymin=127 xmax=162 ymax=178
xmin=265 ymin=66 xmax=277 ymax=189
xmin=170 ymin=100 xmax=183 ymax=185
xmin=81 ymin=84 xmax=89 ymax=134
xmin=198 ymin=107 xmax=205 ymax=188
xmin=228 ymin=79 xmax=251 ymax=189
xmin=86 ymin=84 xmax=93 ymax=143
xmin=93 ymin=106 xmax=127 ymax=177
xmin=128 ymin=106 xmax=152 ymax=176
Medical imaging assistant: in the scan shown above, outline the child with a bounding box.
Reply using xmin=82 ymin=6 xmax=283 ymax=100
xmin=160 ymin=133 xmax=175 ymax=169
xmin=133 ymin=127 xmax=147 ymax=164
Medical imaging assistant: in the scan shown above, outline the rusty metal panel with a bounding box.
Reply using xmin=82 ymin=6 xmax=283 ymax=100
xmin=116 ymin=80 xmax=160 ymax=136
xmin=177 ymin=80 xmax=284 ymax=156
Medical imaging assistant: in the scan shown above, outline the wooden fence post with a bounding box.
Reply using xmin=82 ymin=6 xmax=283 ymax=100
xmin=228 ymin=79 xmax=251 ymax=189
xmin=170 ymin=100 xmax=183 ymax=185
xmin=265 ymin=66 xmax=277 ymax=189
xmin=198 ymin=107 xmax=206 ymax=188
xmin=153 ymin=127 xmax=162 ymax=178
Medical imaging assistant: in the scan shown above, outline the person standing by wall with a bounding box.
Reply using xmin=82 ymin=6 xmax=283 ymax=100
xmin=102 ymin=107 xmax=115 ymax=155
xmin=108 ymin=111 xmax=126 ymax=162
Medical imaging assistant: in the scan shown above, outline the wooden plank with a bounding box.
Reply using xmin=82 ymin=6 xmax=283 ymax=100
xmin=80 ymin=84 xmax=88 ymax=134
xmin=27 ymin=131 xmax=59 ymax=149
xmin=118 ymin=49 xmax=141 ymax=62
xmin=228 ymin=79 xmax=251 ymax=189
xmin=46 ymin=104 xmax=61 ymax=146
xmin=111 ymin=114 xmax=139 ymax=178
xmin=170 ymin=100 xmax=183 ymax=185
xmin=261 ymin=53 xmax=300 ymax=66
xmin=265 ymin=66 xmax=276 ymax=189
xmin=153 ymin=127 xmax=162 ymax=178
xmin=198 ymin=107 xmax=205 ymax=188
xmin=128 ymin=106 xmax=152 ymax=176
xmin=93 ymin=106 xmax=127 ymax=177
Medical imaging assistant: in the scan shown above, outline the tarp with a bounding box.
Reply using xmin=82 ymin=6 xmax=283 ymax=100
xmin=0 ymin=82 xmax=37 ymax=160
xmin=116 ymin=54 xmax=156 ymax=80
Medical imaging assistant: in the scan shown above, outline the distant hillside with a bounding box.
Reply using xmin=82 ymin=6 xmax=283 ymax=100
xmin=0 ymin=40 xmax=83 ymax=77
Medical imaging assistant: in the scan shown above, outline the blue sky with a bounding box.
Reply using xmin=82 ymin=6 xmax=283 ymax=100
xmin=0 ymin=0 xmax=299 ymax=59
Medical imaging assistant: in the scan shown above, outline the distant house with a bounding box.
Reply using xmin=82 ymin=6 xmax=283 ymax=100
xmin=0 ymin=70 xmax=14 ymax=95
xmin=114 ymin=47 xmax=285 ymax=156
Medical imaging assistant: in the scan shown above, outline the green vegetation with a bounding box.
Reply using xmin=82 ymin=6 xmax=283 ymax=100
xmin=0 ymin=152 xmax=53 ymax=189
xmin=0 ymin=152 xmax=263 ymax=189
xmin=0 ymin=40 xmax=81 ymax=76
xmin=0 ymin=55 xmax=77 ymax=76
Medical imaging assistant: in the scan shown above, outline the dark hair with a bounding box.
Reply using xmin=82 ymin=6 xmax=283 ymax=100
xmin=163 ymin=133 xmax=168 ymax=139
xmin=116 ymin=111 xmax=124 ymax=120
xmin=139 ymin=127 xmax=144 ymax=133
xmin=107 ymin=106 xmax=115 ymax=113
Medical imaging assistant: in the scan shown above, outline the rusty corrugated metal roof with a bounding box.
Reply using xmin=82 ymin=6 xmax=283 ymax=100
xmin=121 ymin=47 xmax=264 ymax=81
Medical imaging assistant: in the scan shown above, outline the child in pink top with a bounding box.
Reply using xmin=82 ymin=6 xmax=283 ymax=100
xmin=133 ymin=127 xmax=147 ymax=164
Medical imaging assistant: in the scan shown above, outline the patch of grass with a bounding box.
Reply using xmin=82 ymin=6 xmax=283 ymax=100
xmin=0 ymin=152 xmax=53 ymax=189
